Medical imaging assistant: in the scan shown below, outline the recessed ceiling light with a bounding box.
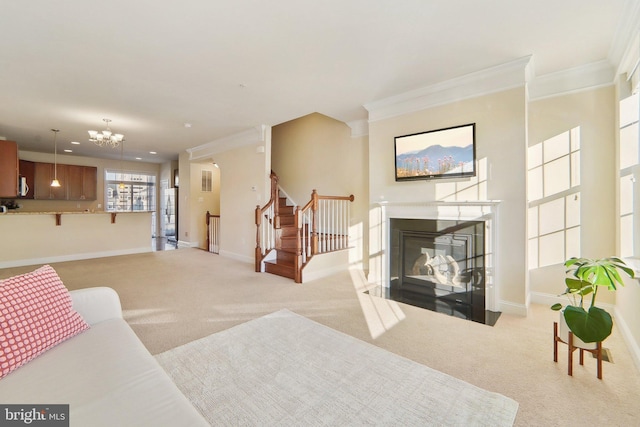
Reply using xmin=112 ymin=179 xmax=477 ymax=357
xmin=64 ymin=149 xmax=73 ymax=153
xmin=70 ymin=141 xmax=80 ymax=145
xmin=135 ymin=157 xmax=142 ymax=160
xmin=149 ymin=151 xmax=157 ymax=154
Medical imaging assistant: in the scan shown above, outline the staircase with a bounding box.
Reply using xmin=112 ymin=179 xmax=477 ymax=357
xmin=263 ymin=194 xmax=297 ymax=279
xmin=255 ymin=172 xmax=354 ymax=283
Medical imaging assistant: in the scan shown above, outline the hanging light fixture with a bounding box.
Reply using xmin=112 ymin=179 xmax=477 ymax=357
xmin=88 ymin=118 xmax=124 ymax=148
xmin=50 ymin=129 xmax=61 ymax=187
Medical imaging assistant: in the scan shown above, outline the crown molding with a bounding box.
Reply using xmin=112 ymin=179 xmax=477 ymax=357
xmin=364 ymin=56 xmax=532 ymax=122
xmin=528 ymin=60 xmax=616 ymax=101
xmin=346 ymin=119 xmax=369 ymax=138
xmin=187 ymin=125 xmax=267 ymax=161
xmin=609 ymin=0 xmax=640 ymax=69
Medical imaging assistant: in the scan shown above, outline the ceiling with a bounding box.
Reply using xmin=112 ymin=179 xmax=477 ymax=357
xmin=0 ymin=1 xmax=633 ymax=163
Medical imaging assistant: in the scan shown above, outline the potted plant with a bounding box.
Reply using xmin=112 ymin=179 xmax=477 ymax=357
xmin=551 ymin=256 xmax=635 ymax=344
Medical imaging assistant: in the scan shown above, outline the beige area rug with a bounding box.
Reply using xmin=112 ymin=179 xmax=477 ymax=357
xmin=156 ymin=309 xmax=518 ymax=426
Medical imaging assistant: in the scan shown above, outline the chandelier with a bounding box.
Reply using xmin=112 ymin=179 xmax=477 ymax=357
xmin=88 ymin=118 xmax=124 ymax=148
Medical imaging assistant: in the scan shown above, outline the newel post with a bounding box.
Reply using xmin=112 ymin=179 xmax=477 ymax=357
xmin=311 ymin=189 xmax=319 ymax=255
xmin=294 ymin=206 xmax=303 ymax=283
xmin=254 ymin=205 xmax=262 ymax=272
xmin=271 ymin=172 xmax=281 ymax=229
xmin=206 ymin=211 xmax=211 ymax=252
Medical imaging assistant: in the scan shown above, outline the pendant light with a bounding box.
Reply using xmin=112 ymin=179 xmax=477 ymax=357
xmin=50 ymin=129 xmax=61 ymax=187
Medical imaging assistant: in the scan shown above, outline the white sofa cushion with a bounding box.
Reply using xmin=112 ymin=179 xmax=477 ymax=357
xmin=0 ymin=318 xmax=208 ymax=426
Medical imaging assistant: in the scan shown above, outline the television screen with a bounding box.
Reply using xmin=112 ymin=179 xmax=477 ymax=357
xmin=394 ymin=123 xmax=476 ymax=181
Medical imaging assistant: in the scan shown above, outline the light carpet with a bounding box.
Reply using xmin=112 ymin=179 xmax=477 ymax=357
xmin=156 ymin=309 xmax=518 ymax=426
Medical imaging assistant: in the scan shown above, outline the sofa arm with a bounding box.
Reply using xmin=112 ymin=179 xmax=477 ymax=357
xmin=70 ymin=287 xmax=123 ymax=326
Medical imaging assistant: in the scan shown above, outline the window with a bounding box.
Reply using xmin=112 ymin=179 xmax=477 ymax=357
xmin=528 ymin=128 xmax=581 ymax=269
xmin=105 ymin=170 xmax=156 ymax=212
xmin=619 ymin=92 xmax=639 ymax=257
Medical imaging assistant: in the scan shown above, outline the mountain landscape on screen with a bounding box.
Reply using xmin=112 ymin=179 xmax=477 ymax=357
xmin=396 ymin=144 xmax=474 ymax=178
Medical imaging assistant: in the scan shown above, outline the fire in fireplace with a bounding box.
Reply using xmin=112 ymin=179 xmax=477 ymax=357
xmin=386 ymin=218 xmax=499 ymax=325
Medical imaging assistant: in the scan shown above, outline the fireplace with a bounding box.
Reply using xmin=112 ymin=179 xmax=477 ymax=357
xmin=367 ymin=201 xmax=501 ymax=325
xmin=387 ymin=218 xmax=493 ymax=323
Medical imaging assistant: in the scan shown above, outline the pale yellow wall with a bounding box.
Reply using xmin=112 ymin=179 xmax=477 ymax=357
xmin=188 ymin=162 xmax=220 ymax=249
xmin=178 ymin=151 xmax=191 ymax=244
xmin=214 ymin=140 xmax=270 ymax=262
xmin=528 ymin=86 xmax=617 ymax=303
xmin=271 ymin=113 xmax=369 ymax=269
xmin=0 ymin=212 xmax=152 ymax=268
xmin=368 ymin=87 xmax=528 ymax=308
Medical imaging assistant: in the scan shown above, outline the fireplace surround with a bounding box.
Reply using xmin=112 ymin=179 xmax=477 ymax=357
xmin=370 ymin=201 xmax=500 ymax=325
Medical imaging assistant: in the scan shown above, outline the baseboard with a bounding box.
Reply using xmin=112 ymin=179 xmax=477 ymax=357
xmin=498 ymin=300 xmax=528 ymax=316
xmin=0 ymin=247 xmax=153 ymax=269
xmin=218 ymin=250 xmax=253 ymax=264
xmin=177 ymin=240 xmax=198 ymax=249
xmin=529 ymin=291 xmax=614 ymax=311
xmin=613 ymin=306 xmax=640 ymax=373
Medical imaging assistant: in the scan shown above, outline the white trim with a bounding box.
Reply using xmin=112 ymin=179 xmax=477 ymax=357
xmin=374 ymin=200 xmax=501 ymax=312
xmin=0 ymin=247 xmax=152 ymax=269
xmin=364 ymin=56 xmax=532 ymax=122
xmin=613 ymin=306 xmax=640 ymax=373
xmin=187 ymin=125 xmax=268 ymax=161
xmin=219 ymin=249 xmax=254 ymax=264
xmin=177 ymin=240 xmax=198 ymax=248
xmin=498 ymin=300 xmax=528 ymax=317
xmin=346 ymin=119 xmax=369 ymax=138
xmin=529 ymin=291 xmax=615 ymax=312
xmin=609 ymin=1 xmax=640 ymax=70
xmin=528 ymin=60 xmax=616 ymax=101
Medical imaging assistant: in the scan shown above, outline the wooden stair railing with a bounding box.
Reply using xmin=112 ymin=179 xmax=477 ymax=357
xmin=206 ymin=211 xmax=220 ymax=254
xmin=255 ymin=172 xmax=279 ymax=272
xmin=293 ymin=190 xmax=354 ymax=282
xmin=255 ymin=172 xmax=354 ymax=283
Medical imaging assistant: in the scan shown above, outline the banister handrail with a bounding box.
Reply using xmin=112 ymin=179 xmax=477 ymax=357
xmin=255 ymin=174 xmax=355 ymax=283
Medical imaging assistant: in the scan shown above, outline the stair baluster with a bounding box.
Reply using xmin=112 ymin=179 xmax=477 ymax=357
xmin=256 ymin=173 xmax=354 ymax=283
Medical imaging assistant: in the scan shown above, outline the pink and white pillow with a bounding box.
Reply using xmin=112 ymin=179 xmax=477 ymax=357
xmin=0 ymin=265 xmax=89 ymax=378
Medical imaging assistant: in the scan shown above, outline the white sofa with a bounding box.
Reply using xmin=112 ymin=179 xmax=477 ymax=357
xmin=0 ymin=287 xmax=209 ymax=427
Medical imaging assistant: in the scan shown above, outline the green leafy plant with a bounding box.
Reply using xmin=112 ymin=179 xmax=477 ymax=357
xmin=551 ymin=257 xmax=635 ymax=343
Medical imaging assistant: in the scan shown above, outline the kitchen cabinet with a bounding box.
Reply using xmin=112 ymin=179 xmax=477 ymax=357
xmin=0 ymin=140 xmax=19 ymax=197
xmin=33 ymin=162 xmax=97 ymax=201
xmin=34 ymin=162 xmax=68 ymax=200
xmin=67 ymin=165 xmax=97 ymax=200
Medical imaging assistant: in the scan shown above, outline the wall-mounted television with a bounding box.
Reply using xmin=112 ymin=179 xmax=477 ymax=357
xmin=394 ymin=123 xmax=476 ymax=181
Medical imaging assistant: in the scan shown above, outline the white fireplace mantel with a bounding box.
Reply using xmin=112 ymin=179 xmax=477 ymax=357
xmin=371 ymin=200 xmax=501 ymax=312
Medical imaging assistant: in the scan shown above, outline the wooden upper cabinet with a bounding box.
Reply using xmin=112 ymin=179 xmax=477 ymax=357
xmin=34 ymin=162 xmax=68 ymax=200
xmin=67 ymin=165 xmax=97 ymax=200
xmin=0 ymin=140 xmax=19 ymax=198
